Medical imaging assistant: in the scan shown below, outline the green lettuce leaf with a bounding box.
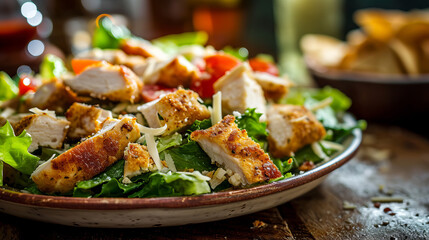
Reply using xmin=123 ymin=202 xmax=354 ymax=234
xmin=165 ymin=141 xmax=215 ymax=172
xmin=74 ymin=159 xmax=125 ymax=190
xmin=92 ymin=17 xmax=131 ymax=49
xmin=40 ymin=54 xmax=68 ymax=80
xmin=152 ymin=31 xmax=208 ymax=55
xmin=235 ymin=108 xmax=268 ymax=140
xmin=128 ymin=171 xmax=210 ymax=198
xmin=272 ymin=157 xmax=296 ymax=175
xmin=156 ymin=133 xmax=183 ymax=153
xmin=222 ymin=46 xmax=249 ymax=61
xmin=188 ymin=119 xmax=212 ymax=132
xmin=235 ymin=108 xmax=268 ymax=149
xmin=0 ymin=121 xmax=39 ymax=180
xmin=293 ymin=145 xmax=323 ymax=165
xmin=0 ymin=72 xmax=18 ymax=101
xmin=285 ymin=86 xmax=351 ymax=112
xmin=95 ymin=178 xmax=145 ymax=198
xmin=325 ymin=119 xmax=367 ymax=143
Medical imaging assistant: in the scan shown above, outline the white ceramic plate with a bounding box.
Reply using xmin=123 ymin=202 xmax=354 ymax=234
xmin=0 ymin=118 xmax=362 ymax=228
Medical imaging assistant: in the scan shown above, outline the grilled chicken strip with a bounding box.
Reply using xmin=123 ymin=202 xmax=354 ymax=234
xmin=213 ymin=64 xmax=266 ymax=116
xmin=31 ymin=117 xmax=140 ymax=194
xmin=267 ymin=105 xmax=326 ymax=158
xmin=30 ymin=80 xmax=81 ymax=113
xmin=138 ymin=89 xmax=210 ymax=136
xmin=138 ymin=56 xmax=198 ymax=88
xmin=252 ymin=72 xmax=293 ymax=101
xmin=121 ymin=38 xmax=167 ymax=60
xmin=123 ymin=143 xmax=161 ymax=183
xmin=65 ymin=103 xmax=112 ymax=140
xmin=191 ymin=115 xmax=282 ymax=186
xmin=64 ymin=62 xmax=142 ymax=103
xmin=75 ymin=48 xmax=146 ymax=70
xmin=14 ymin=113 xmax=70 ymax=152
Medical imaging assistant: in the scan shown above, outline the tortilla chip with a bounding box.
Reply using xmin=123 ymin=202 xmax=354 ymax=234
xmin=394 ymin=22 xmax=429 ymax=74
xmin=339 ymin=38 xmax=404 ymax=74
xmin=354 ymin=9 xmax=407 ymax=42
xmin=300 ymin=34 xmax=348 ymax=68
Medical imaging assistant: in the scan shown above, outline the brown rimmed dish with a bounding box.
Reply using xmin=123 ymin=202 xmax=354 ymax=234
xmin=0 ymin=115 xmax=362 ymax=228
xmin=308 ymin=64 xmax=429 ymax=121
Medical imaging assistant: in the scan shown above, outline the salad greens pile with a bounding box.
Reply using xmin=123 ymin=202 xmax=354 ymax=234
xmin=0 ymin=72 xmax=19 ymax=102
xmin=0 ymin=122 xmax=39 ymax=186
xmin=0 ymin=86 xmax=365 ymax=197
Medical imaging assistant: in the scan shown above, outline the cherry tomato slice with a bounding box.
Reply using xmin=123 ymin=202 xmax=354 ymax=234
xmin=249 ymin=58 xmax=279 ymax=76
xmin=142 ymin=84 xmax=176 ymax=102
xmin=71 ymin=59 xmax=102 ymax=75
xmin=190 ymin=73 xmax=216 ymax=99
xmin=191 ymin=54 xmax=240 ymax=98
xmin=205 ymin=54 xmax=240 ymax=80
xmin=18 ymin=76 xmax=37 ymax=95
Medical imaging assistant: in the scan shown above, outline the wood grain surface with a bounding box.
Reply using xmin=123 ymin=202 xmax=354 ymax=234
xmin=0 ymin=124 xmax=428 ymax=240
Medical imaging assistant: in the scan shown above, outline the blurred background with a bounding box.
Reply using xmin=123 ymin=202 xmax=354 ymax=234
xmin=1 ymin=0 xmax=427 ymax=78
xmin=1 ymin=0 xmax=428 ymax=135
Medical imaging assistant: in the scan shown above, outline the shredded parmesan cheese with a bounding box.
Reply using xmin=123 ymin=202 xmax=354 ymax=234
xmin=141 ymin=58 xmax=158 ymax=83
xmin=309 ymin=97 xmax=333 ymax=111
xmin=179 ymin=171 xmax=211 ymax=181
xmin=136 ymin=123 xmax=167 ymax=171
xmin=164 ymin=153 xmax=177 ymax=172
xmin=311 ymin=142 xmax=329 ymax=160
xmin=29 ymin=107 xmax=56 ymax=118
xmin=290 ymin=115 xmax=307 ymax=123
xmin=145 ymin=133 xmax=163 ymax=171
xmin=320 ymin=140 xmax=344 ymax=151
xmin=137 ymin=123 xmax=167 ymax=136
xmin=211 ymin=91 xmax=222 ymax=124
xmin=209 ymin=168 xmax=227 ymax=189
xmin=0 ymin=108 xmax=15 ymax=118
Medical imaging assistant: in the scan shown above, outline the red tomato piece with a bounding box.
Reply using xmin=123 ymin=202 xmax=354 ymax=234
xmin=190 ymin=72 xmax=216 ymax=99
xmin=18 ymin=76 xmax=37 ymax=95
xmin=205 ymin=54 xmax=240 ymax=80
xmin=71 ymin=59 xmax=102 ymax=75
xmin=141 ymin=84 xmax=176 ymax=102
xmin=191 ymin=54 xmax=240 ymax=98
xmin=249 ymin=58 xmax=279 ymax=76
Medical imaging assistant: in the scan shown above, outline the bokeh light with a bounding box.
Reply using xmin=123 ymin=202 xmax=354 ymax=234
xmin=27 ymin=11 xmax=43 ymax=26
xmin=27 ymin=40 xmax=45 ymax=56
xmin=21 ymin=2 xmax=37 ymax=19
xmin=17 ymin=65 xmax=33 ymax=77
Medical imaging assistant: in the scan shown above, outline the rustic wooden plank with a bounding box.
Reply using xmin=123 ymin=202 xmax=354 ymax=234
xmin=278 ymin=203 xmax=315 ymax=240
xmin=278 ymin=125 xmax=429 ymax=240
xmin=0 ymin=207 xmax=293 ymax=240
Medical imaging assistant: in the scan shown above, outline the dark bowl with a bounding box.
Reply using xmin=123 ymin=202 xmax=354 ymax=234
xmin=308 ymin=65 xmax=429 ymax=122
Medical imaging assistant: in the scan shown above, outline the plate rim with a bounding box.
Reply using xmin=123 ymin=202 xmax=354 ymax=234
xmin=0 ymin=119 xmax=362 ymax=210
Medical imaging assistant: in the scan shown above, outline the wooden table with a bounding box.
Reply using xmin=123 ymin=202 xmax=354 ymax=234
xmin=1 ymin=124 xmax=428 ymax=240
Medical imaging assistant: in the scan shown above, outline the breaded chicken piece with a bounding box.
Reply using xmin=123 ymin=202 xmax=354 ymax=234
xmin=213 ymin=64 xmax=266 ymax=116
xmin=191 ymin=115 xmax=282 ymax=186
xmin=30 ymin=80 xmax=81 ymax=113
xmin=14 ymin=113 xmax=70 ymax=152
xmin=31 ymin=117 xmax=140 ymax=194
xmin=139 ymin=56 xmax=198 ymax=88
xmin=75 ymin=48 xmax=146 ymax=70
xmin=252 ymin=72 xmax=293 ymax=101
xmin=65 ymin=103 xmax=112 ymax=140
xmin=138 ymin=89 xmax=210 ymax=136
xmin=64 ymin=62 xmax=142 ymax=103
xmin=121 ymin=38 xmax=167 ymax=60
xmin=267 ymin=105 xmax=326 ymax=158
xmin=123 ymin=143 xmax=163 ymax=183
